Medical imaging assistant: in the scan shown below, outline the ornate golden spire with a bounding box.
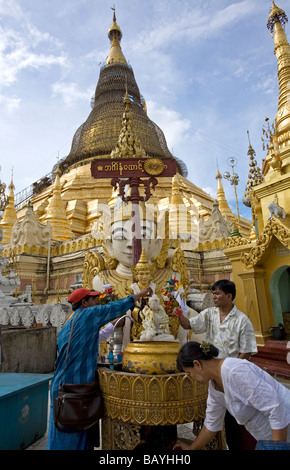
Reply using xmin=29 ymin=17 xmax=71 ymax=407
xmin=267 ymin=1 xmax=290 ymax=137
xmin=267 ymin=1 xmax=288 ymax=34
xmin=44 ymin=167 xmax=74 ymax=240
xmin=243 ymin=131 xmax=263 ymax=208
xmin=0 ymin=178 xmax=17 ymax=244
xmin=106 ymin=8 xmax=127 ymax=66
xmin=110 ymin=85 xmax=146 ymax=158
xmin=215 ymin=169 xmax=234 ymax=220
xmin=170 ymin=174 xmax=184 ymax=205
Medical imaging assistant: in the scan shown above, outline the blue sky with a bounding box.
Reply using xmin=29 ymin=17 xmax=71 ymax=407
xmin=0 ymin=0 xmax=288 ymax=220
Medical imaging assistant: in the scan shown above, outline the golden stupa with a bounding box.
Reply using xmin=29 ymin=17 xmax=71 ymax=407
xmin=11 ymin=10 xmax=249 ymax=237
xmin=0 ymin=10 xmax=248 ymax=304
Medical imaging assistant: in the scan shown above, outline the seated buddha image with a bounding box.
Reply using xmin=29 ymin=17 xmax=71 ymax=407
xmin=130 ymin=248 xmax=159 ymax=340
xmin=82 ymin=197 xmax=189 ymax=340
xmin=139 ymin=294 xmax=176 ymax=342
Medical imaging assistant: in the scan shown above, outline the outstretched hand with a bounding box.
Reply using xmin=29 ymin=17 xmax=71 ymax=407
xmin=173 ymin=439 xmax=193 ymax=451
xmin=171 ymin=307 xmax=191 ymax=329
xmin=134 ymin=287 xmax=153 ymax=302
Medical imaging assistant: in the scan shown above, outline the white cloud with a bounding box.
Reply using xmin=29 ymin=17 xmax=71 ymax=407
xmin=254 ymin=74 xmax=277 ymax=95
xmin=0 ymin=0 xmax=67 ymax=110
xmin=207 ymin=0 xmax=258 ymax=34
xmin=146 ymin=100 xmax=191 ymax=150
xmin=201 ymin=186 xmax=217 ymax=199
xmin=129 ymin=0 xmax=260 ymax=54
xmin=0 ymin=93 xmax=21 ymax=112
xmin=51 ymin=81 xmax=93 ymax=107
xmin=0 ymin=0 xmax=22 ymax=20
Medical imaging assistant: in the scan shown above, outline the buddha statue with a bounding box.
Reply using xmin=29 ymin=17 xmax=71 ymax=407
xmin=130 ymin=248 xmax=158 ymax=340
xmin=83 ymin=198 xmax=189 ymax=342
xmin=139 ymin=294 xmax=176 ymax=342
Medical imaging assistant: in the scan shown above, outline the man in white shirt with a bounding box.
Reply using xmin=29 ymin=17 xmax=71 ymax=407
xmin=175 ymin=279 xmax=257 ymax=449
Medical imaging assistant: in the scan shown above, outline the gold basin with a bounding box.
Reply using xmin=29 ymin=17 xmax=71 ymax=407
xmin=122 ymin=341 xmax=181 ymax=374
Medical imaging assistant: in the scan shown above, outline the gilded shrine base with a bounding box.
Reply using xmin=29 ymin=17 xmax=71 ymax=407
xmin=98 ymin=368 xmax=223 ymax=450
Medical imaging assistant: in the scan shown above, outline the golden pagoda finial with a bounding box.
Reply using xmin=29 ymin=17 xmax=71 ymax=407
xmin=215 ymin=167 xmax=234 ymax=220
xmin=169 ymin=175 xmax=193 ymax=243
xmin=170 ymin=174 xmax=184 ymax=205
xmin=44 ymin=165 xmax=74 ymax=240
xmin=106 ymin=8 xmax=127 ymax=66
xmin=243 ymin=131 xmax=263 ymax=208
xmin=267 ymin=1 xmax=288 ymax=35
xmin=110 ymin=86 xmax=146 ymax=159
xmin=0 ymin=176 xmax=17 ymax=244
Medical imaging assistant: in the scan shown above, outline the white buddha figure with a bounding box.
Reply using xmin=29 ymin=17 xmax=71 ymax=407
xmin=139 ymin=294 xmax=176 ymax=342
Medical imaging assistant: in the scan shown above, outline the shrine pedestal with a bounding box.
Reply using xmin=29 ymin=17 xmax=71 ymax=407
xmin=98 ymin=368 xmax=222 ymax=450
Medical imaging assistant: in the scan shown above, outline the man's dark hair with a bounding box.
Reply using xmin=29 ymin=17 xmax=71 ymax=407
xmin=72 ymin=295 xmax=92 ymax=311
xmin=211 ymin=279 xmax=236 ymax=301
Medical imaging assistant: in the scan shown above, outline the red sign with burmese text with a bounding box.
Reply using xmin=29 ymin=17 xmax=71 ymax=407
xmin=91 ymin=157 xmax=176 ymax=179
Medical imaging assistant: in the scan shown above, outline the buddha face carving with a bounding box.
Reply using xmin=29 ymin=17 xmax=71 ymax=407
xmin=106 ymin=219 xmax=162 ymax=268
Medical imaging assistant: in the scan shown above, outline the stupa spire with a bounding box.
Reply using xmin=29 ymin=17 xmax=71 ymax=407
xmin=106 ymin=8 xmax=127 ymax=66
xmin=44 ymin=166 xmax=74 ymax=240
xmin=215 ymin=169 xmax=234 ymax=220
xmin=267 ymin=1 xmax=290 ymax=137
xmin=243 ymin=131 xmax=263 ymax=208
xmin=110 ymin=84 xmax=146 ymax=158
xmin=0 ymin=178 xmax=17 ymax=244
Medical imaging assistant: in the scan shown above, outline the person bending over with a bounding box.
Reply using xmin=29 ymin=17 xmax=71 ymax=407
xmin=173 ymin=341 xmax=290 ymax=450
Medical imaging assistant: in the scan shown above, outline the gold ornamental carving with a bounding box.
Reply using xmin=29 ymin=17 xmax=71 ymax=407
xmin=241 ymin=218 xmax=290 ymax=269
xmin=144 ymin=158 xmax=165 ymax=176
xmin=226 ymin=236 xmax=252 ymax=248
xmin=98 ymin=368 xmax=208 ymax=426
xmin=122 ymin=341 xmax=180 ymax=375
xmin=101 ymin=416 xmax=141 ymax=450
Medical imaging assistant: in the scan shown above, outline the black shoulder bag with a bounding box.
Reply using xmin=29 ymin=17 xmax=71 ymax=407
xmin=53 ymin=310 xmax=104 ymax=433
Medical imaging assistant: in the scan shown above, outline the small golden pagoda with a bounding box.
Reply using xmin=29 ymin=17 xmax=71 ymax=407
xmin=0 ymin=179 xmax=17 ymax=244
xmin=43 ymin=166 xmax=74 ymax=241
xmin=216 ymin=169 xmax=235 ymax=222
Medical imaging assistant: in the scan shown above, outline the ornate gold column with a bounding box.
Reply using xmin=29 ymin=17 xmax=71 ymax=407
xmin=238 ymin=268 xmax=273 ymax=345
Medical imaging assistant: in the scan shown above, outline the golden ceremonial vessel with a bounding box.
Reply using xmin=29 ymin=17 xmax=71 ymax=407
xmin=122 ymin=341 xmax=180 ymax=375
xmin=98 ymin=367 xmax=208 ymax=450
